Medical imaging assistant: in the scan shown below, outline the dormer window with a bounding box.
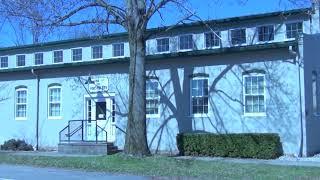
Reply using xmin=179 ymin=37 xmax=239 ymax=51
xmin=179 ymin=34 xmax=194 ymax=50
xmin=0 ymin=57 xmax=8 ymax=68
xmin=112 ymin=43 xmax=124 ymax=57
xmin=156 ymin=38 xmax=169 ymax=53
xmin=72 ymin=48 xmax=82 ymax=61
xmin=92 ymin=46 xmax=103 ymax=59
xmin=231 ymin=29 xmax=246 ymax=45
xmin=205 ymin=32 xmax=221 ymax=48
xmin=258 ymin=25 xmax=274 ymax=42
xmin=286 ymin=22 xmax=303 ymax=39
xmin=16 ymin=55 xmax=26 ymax=67
xmin=34 ymin=53 xmax=43 ymax=65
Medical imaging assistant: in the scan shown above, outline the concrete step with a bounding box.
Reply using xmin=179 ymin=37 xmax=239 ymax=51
xmin=58 ymin=142 xmax=119 ymax=155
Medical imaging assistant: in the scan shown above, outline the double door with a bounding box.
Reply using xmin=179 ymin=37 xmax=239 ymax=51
xmin=85 ymin=97 xmax=116 ymax=142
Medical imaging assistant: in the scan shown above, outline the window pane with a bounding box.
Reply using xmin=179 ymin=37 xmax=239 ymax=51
xmin=35 ymin=53 xmax=43 ymax=65
xmin=113 ymin=43 xmax=124 ymax=57
xmin=244 ymin=74 xmax=266 ymax=114
xmin=0 ymin=57 xmax=8 ymax=68
xmin=191 ymin=78 xmax=209 ymax=114
xmin=72 ymin=49 xmax=82 ymax=61
xmin=258 ymin=25 xmax=274 ymax=42
xmin=157 ymin=38 xmax=169 ymax=52
xmin=49 ymin=87 xmax=61 ymax=117
xmin=17 ymin=55 xmax=25 ymax=67
xmin=231 ymin=29 xmax=246 ymax=45
xmin=146 ymin=80 xmax=159 ymax=115
xmin=205 ymin=32 xmax=220 ymax=48
xmin=179 ymin=35 xmax=193 ymax=50
xmin=286 ymin=22 xmax=303 ymax=39
xmin=92 ymin=46 xmax=103 ymax=59
xmin=54 ymin=51 xmax=63 ymax=63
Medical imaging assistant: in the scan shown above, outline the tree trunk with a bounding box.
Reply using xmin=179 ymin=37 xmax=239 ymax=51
xmin=124 ymin=0 xmax=150 ymax=156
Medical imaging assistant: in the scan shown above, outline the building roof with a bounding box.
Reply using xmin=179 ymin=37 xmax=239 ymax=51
xmin=0 ymin=40 xmax=297 ymax=74
xmin=0 ymin=7 xmax=311 ymax=53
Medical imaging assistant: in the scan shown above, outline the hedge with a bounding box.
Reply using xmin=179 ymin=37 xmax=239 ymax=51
xmin=176 ymin=133 xmax=283 ymax=159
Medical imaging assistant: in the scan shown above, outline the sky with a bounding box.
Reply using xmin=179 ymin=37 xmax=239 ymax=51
xmin=0 ymin=0 xmax=311 ymax=47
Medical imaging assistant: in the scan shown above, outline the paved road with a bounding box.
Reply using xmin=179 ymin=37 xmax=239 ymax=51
xmin=0 ymin=164 xmax=149 ymax=180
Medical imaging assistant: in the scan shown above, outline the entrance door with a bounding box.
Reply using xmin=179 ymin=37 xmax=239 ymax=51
xmin=85 ymin=97 xmax=116 ymax=142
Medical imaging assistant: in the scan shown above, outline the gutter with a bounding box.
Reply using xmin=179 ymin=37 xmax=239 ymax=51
xmin=31 ymin=69 xmax=40 ymax=151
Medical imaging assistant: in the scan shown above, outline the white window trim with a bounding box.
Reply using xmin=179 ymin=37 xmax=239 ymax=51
xmin=155 ymin=37 xmax=170 ymax=54
xmin=91 ymin=45 xmax=104 ymax=60
xmin=111 ymin=43 xmax=125 ymax=58
xmin=52 ymin=50 xmax=64 ymax=64
xmin=34 ymin=52 xmax=44 ymax=66
xmin=15 ymin=87 xmax=28 ymax=121
xmin=178 ymin=34 xmax=194 ymax=52
xmin=256 ymin=25 xmax=276 ymax=43
xmin=285 ymin=21 xmax=304 ymax=40
xmin=146 ymin=79 xmax=161 ymax=119
xmin=242 ymin=73 xmax=267 ymax=117
xmin=16 ymin=54 xmax=26 ymax=68
xmin=48 ymin=85 xmax=62 ymax=120
xmin=71 ymin=48 xmax=83 ymax=62
xmin=204 ymin=31 xmax=221 ymax=49
xmin=0 ymin=56 xmax=9 ymax=69
xmin=190 ymin=77 xmax=209 ymax=117
xmin=229 ymin=28 xmax=247 ymax=46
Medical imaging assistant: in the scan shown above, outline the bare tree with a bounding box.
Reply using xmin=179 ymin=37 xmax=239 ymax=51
xmin=0 ymin=0 xmax=195 ymax=156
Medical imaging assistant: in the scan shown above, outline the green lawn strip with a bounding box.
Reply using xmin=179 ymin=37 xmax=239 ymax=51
xmin=0 ymin=153 xmax=320 ymax=179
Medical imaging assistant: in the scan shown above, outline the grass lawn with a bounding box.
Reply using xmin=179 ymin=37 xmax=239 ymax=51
xmin=0 ymin=152 xmax=320 ymax=179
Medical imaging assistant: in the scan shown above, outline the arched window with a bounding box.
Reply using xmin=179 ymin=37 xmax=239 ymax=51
xmin=243 ymin=72 xmax=266 ymax=116
xmin=146 ymin=79 xmax=160 ymax=117
xmin=48 ymin=84 xmax=62 ymax=119
xmin=15 ymin=86 xmax=27 ymax=120
xmin=191 ymin=76 xmax=209 ymax=115
xmin=312 ymin=71 xmax=318 ymax=114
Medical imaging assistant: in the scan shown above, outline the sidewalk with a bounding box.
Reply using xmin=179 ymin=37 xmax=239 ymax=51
xmin=0 ymin=150 xmax=102 ymax=157
xmin=176 ymin=155 xmax=320 ymax=167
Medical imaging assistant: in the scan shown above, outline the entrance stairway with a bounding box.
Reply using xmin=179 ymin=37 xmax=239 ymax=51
xmin=58 ymin=142 xmax=120 ymax=155
xmin=58 ymin=119 xmax=121 ymax=155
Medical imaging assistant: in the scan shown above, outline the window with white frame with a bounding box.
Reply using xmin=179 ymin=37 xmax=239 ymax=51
xmin=205 ymin=32 xmax=221 ymax=48
xmin=191 ymin=78 xmax=209 ymax=115
xmin=34 ymin=53 xmax=43 ymax=65
xmin=243 ymin=73 xmax=266 ymax=115
xmin=312 ymin=71 xmax=320 ymax=114
xmin=16 ymin=55 xmax=26 ymax=67
xmin=286 ymin=22 xmax=303 ymax=39
xmin=0 ymin=57 xmax=8 ymax=68
xmin=146 ymin=80 xmax=160 ymax=116
xmin=48 ymin=85 xmax=62 ymax=118
xmin=179 ymin=34 xmax=194 ymax=50
xmin=112 ymin=43 xmax=124 ymax=57
xmin=15 ymin=87 xmax=27 ymax=119
xmin=92 ymin=46 xmax=103 ymax=59
xmin=157 ymin=38 xmax=169 ymax=53
xmin=72 ymin=48 xmax=82 ymax=61
xmin=258 ymin=25 xmax=274 ymax=42
xmin=231 ymin=29 xmax=246 ymax=45
xmin=53 ymin=50 xmax=63 ymax=63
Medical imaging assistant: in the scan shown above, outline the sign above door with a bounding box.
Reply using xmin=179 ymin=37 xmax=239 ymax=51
xmin=88 ymin=77 xmax=109 ymax=93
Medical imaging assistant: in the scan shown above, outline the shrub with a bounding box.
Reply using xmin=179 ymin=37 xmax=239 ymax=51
xmin=1 ymin=139 xmax=34 ymax=151
xmin=176 ymin=133 xmax=283 ymax=159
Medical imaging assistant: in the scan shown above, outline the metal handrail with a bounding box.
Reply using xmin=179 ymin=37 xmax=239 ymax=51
xmin=65 ymin=124 xmax=83 ymax=137
xmin=59 ymin=119 xmax=109 ymax=144
xmin=114 ymin=124 xmax=126 ymax=134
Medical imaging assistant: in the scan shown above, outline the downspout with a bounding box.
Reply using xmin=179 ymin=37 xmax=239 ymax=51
xmin=290 ymin=43 xmax=304 ymax=157
xmin=31 ymin=69 xmax=40 ymax=151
